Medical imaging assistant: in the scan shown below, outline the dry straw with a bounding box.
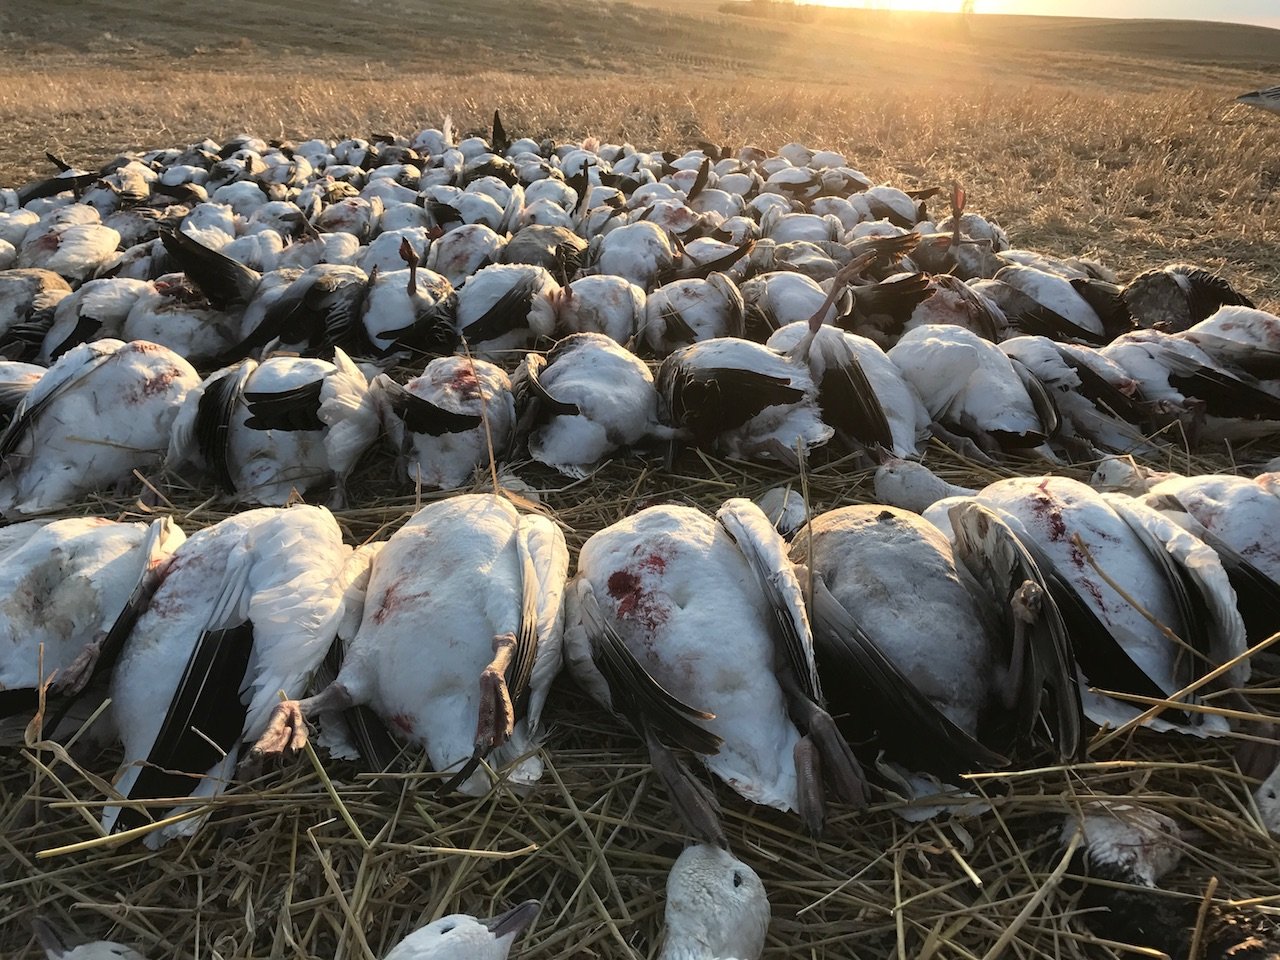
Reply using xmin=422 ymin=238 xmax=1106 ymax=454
xmin=1 ymin=431 xmax=1278 ymax=959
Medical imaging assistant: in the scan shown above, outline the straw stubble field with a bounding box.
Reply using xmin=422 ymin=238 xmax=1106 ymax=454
xmin=1 ymin=2 xmax=1279 ymax=958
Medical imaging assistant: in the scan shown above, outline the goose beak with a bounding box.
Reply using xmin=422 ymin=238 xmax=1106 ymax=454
xmin=482 ymin=899 xmax=541 ymax=941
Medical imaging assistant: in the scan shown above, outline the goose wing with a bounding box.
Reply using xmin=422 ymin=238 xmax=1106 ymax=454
xmin=374 ymin=374 xmax=483 ymax=436
xmin=573 ymin=579 xmax=722 ymax=756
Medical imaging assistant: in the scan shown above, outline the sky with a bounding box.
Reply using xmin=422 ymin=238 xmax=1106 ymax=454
xmin=807 ymin=0 xmax=1280 ymax=28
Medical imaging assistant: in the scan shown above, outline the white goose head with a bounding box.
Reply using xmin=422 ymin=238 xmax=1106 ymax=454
xmin=31 ymin=918 xmax=147 ymax=960
xmin=660 ymin=846 xmax=770 ymax=960
xmin=382 ymin=900 xmax=540 ymax=960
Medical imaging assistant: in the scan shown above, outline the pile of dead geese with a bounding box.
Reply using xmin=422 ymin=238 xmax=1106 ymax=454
xmin=4 ymin=113 xmax=1280 ymax=960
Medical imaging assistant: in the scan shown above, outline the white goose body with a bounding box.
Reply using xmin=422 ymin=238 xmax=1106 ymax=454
xmin=963 ymin=476 xmax=1246 ymax=733
xmin=121 ymin=274 xmax=242 ymax=364
xmin=372 ymin=356 xmax=515 ymax=490
xmin=993 ymin=264 xmax=1104 ymax=337
xmin=0 ymin=516 xmax=185 ymax=712
xmin=31 ymin=917 xmax=147 ymax=960
xmin=261 ymin=495 xmax=568 ymax=796
xmin=1101 ymin=328 xmax=1280 ymax=439
xmin=0 ymin=267 xmax=71 ymax=360
xmin=361 ymin=262 xmax=454 ymax=353
xmin=424 ymin=224 xmax=507 ymax=288
xmin=642 ymin=274 xmax=744 ymax=356
xmin=167 ymin=348 xmax=378 ymax=506
xmin=793 ymin=506 xmax=998 ymax=736
xmin=104 ymin=505 xmax=354 ymax=847
xmin=737 ymin=272 xmax=834 ymax=335
xmin=40 ymin=278 xmax=151 ymax=362
xmin=517 ymin=332 xmax=664 ymax=478
xmin=565 ymin=501 xmax=850 ymax=819
xmin=592 ymin=220 xmax=676 ymax=291
xmin=382 ymin=901 xmax=541 ymax=960
xmin=0 ymin=339 xmax=199 ymax=517
xmin=1137 ymin=473 xmax=1280 ymax=583
xmin=767 ymin=321 xmax=930 ymax=457
xmin=554 ymin=274 xmax=646 ymax=344
xmin=999 ymin=335 xmax=1157 ymax=455
xmin=18 ymin=222 xmax=122 ymax=283
xmin=888 ymin=324 xmax=1052 ymax=452
xmin=657 ymin=337 xmax=831 ymax=465
xmin=453 ymin=263 xmax=559 ymax=360
xmin=1175 ymin=305 xmax=1280 ymax=378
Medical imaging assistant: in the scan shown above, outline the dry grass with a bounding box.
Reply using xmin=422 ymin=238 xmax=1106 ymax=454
xmin=2 ymin=5 xmax=1280 ymax=957
xmin=2 ymin=438 xmax=1279 ymax=960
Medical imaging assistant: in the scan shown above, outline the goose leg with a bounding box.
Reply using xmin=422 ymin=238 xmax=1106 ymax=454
xmin=747 ymin=436 xmax=802 ymax=470
xmin=474 ymin=632 xmax=517 ymax=753
xmin=775 ymin=667 xmax=868 ymax=810
xmin=55 ymin=631 xmax=106 ymax=696
xmin=794 ymin=735 xmax=826 ymax=837
xmin=929 ymin=423 xmax=994 ymax=465
xmin=250 ymin=681 xmax=354 ymax=760
xmin=999 ymin=580 xmax=1041 ymax=710
xmin=645 ymin=728 xmax=726 ymax=848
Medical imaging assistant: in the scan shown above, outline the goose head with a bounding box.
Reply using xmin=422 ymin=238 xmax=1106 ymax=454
xmin=31 ymin=918 xmax=147 ymax=960
xmin=659 ymin=845 xmax=770 ymax=960
xmin=383 ymin=900 xmax=540 ymax=960
xmin=874 ymin=460 xmax=976 ymax=514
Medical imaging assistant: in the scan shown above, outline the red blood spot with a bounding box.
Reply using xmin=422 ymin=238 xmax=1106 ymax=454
xmin=129 ymin=341 xmax=163 ymax=353
xmin=1047 ymin=509 xmax=1067 ymax=541
xmin=389 ymin=713 xmax=415 ymax=736
xmin=373 ymin=575 xmax=429 ymax=624
xmin=449 ymin=366 xmax=481 ymax=400
xmin=1082 ymin=578 xmax=1105 ymax=606
xmin=638 ymin=552 xmax=667 ymax=573
xmin=123 ymin=367 xmax=181 ymax=405
xmin=34 ymin=232 xmax=60 ymax=251
xmin=140 ymin=368 xmax=179 ymax=397
xmin=607 ymin=568 xmax=668 ymax=631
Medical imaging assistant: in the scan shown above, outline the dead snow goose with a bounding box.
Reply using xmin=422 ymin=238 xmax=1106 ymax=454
xmin=0 ymin=516 xmax=184 ymax=734
xmin=381 ymin=900 xmax=541 ymax=960
xmin=657 ymin=336 xmax=832 ymax=467
xmin=450 ymin=263 xmax=559 ymax=361
xmin=591 ymin=220 xmax=677 ymax=292
xmin=767 ymin=321 xmax=930 ymax=458
xmin=888 ymin=324 xmax=1059 ymax=458
xmin=361 ymin=238 xmax=456 ymax=355
xmin=166 ymin=347 xmax=378 ymax=507
xmin=1174 ymin=305 xmax=1280 ymax=379
xmin=931 ymin=474 xmax=1249 ymax=737
xmin=642 ymin=273 xmax=744 ymax=357
xmin=0 ymin=268 xmax=72 ymax=361
xmin=789 ymin=503 xmax=1081 ymax=789
xmin=121 ymin=273 xmax=244 ymax=364
xmin=30 ymin=917 xmax=147 ymax=960
xmin=999 ymin=335 xmax=1162 ymax=457
xmin=658 ymin=845 xmax=769 ymax=960
xmin=564 ymin=498 xmax=865 ymax=839
xmin=103 ymin=505 xmax=355 ymax=847
xmin=514 ymin=332 xmax=669 ymax=478
xmin=0 ymin=339 xmax=199 ymax=517
xmin=252 ymin=494 xmax=568 ymax=797
xmin=38 ymin=276 xmax=152 ymax=363
xmin=17 ymin=221 xmax=122 ymax=285
xmin=1101 ymin=328 xmax=1280 ymax=443
xmin=553 ymin=274 xmax=646 ymax=345
xmin=371 ymin=356 xmax=515 ymax=490
xmin=425 ymin=223 xmax=507 ymax=288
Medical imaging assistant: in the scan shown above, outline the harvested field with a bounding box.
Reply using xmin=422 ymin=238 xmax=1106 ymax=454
xmin=1 ymin=3 xmax=1279 ymax=958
